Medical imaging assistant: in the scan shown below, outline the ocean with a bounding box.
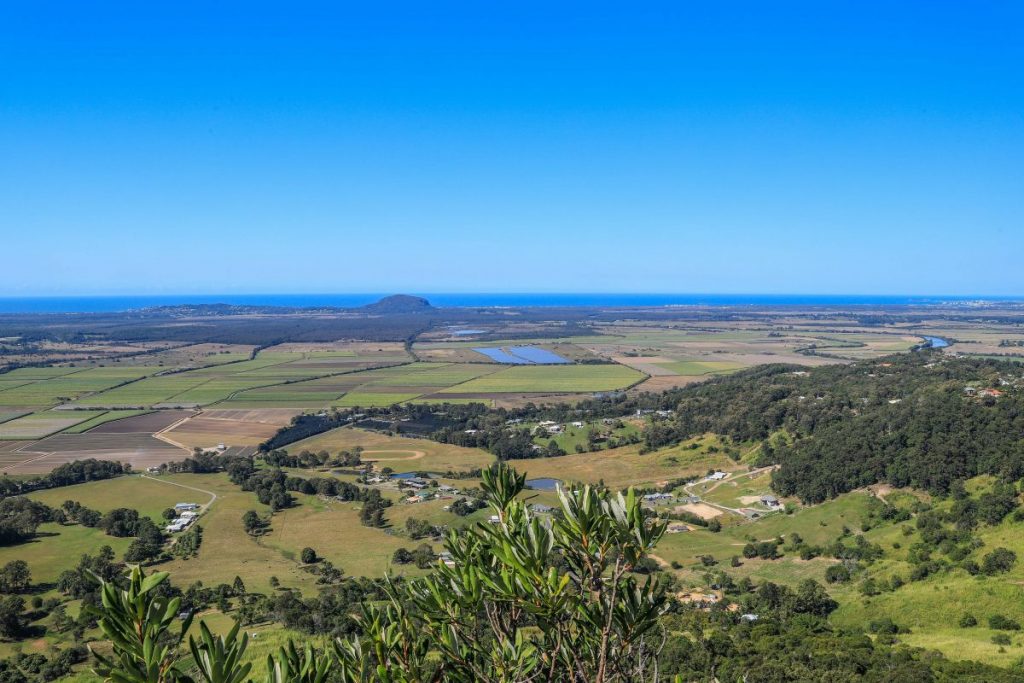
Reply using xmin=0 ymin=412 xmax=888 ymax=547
xmin=0 ymin=293 xmax=1018 ymax=314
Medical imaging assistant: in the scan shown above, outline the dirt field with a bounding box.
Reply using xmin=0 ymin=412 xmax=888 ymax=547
xmin=2 ymin=445 xmax=187 ymax=474
xmin=163 ymin=416 xmax=281 ymax=447
xmin=674 ymin=502 xmax=725 ymax=519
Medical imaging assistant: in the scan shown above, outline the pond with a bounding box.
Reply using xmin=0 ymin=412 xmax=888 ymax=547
xmin=473 ymin=345 xmax=572 ymax=364
xmin=526 ymin=477 xmax=562 ymax=491
xmin=391 ymin=471 xmax=439 ymax=480
xmin=923 ymin=336 xmax=950 ymax=349
xmin=452 ymin=329 xmax=486 ymax=336
xmin=473 ymin=347 xmax=532 ymax=364
xmin=508 ymin=346 xmax=571 ymax=364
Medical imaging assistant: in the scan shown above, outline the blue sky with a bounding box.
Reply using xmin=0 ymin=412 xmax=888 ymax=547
xmin=1 ymin=2 xmax=1022 ymax=296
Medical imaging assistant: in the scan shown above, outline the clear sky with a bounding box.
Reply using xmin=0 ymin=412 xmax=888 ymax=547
xmin=1 ymin=2 xmax=1021 ymax=296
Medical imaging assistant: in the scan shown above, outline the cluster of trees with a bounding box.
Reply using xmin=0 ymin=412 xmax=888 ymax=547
xmin=260 ymin=447 xmax=362 ymax=469
xmin=392 ymin=544 xmax=436 ymax=568
xmin=0 ymin=459 xmax=127 ymax=498
xmin=0 ymin=498 xmax=60 ymax=545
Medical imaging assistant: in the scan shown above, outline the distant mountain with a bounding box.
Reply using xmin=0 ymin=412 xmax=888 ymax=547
xmin=361 ymin=295 xmax=434 ymax=314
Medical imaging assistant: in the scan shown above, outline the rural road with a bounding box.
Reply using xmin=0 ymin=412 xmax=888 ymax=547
xmin=152 ymin=415 xmax=195 ymax=452
xmin=140 ymin=474 xmax=217 ymax=511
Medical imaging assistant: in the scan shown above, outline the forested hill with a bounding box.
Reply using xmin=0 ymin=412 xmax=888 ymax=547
xmin=648 ymin=352 xmax=1024 ymax=503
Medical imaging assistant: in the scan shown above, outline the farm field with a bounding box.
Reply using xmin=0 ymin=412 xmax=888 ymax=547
xmin=437 ymin=364 xmax=645 ymax=394
xmin=0 ymin=410 xmax=108 ymax=439
xmin=60 ymin=410 xmax=151 ymax=433
xmin=162 ymin=415 xmax=281 ymax=448
xmin=0 ymin=367 xmax=157 ymax=407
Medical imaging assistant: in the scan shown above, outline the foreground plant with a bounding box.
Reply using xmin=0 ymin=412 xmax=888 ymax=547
xmin=90 ymin=462 xmax=671 ymax=683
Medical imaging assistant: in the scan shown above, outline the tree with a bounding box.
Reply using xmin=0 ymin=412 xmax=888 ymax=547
xmin=824 ymin=564 xmax=850 ymax=584
xmin=0 ymin=596 xmax=25 ymax=638
xmin=0 ymin=561 xmax=31 ymax=594
xmin=299 ymin=547 xmax=317 ymax=565
xmin=232 ymin=576 xmax=246 ymax=596
xmin=982 ymin=547 xmax=1017 ymax=575
xmin=162 ymin=508 xmax=178 ymax=521
xmin=242 ymin=511 xmax=264 ymax=536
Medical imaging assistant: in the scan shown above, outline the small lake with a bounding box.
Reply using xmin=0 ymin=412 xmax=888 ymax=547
xmin=452 ymin=329 xmax=486 ymax=336
xmin=923 ymin=336 xmax=950 ymax=349
xmin=473 ymin=345 xmax=571 ymax=365
xmin=526 ymin=477 xmax=561 ymax=491
xmin=391 ymin=471 xmax=439 ymax=480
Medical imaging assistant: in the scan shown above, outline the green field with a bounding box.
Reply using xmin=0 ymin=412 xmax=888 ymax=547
xmin=0 ymin=410 xmax=108 ymax=439
xmin=26 ymin=474 xmax=200 ymax=520
xmin=438 ymin=364 xmax=646 ymax=394
xmin=517 ymin=435 xmax=737 ymax=490
xmin=291 ymin=428 xmax=495 ymax=474
xmin=0 ymin=367 xmax=156 ymax=407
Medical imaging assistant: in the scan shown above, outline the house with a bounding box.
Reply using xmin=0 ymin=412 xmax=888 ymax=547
xmin=146 ymin=466 xmax=160 ymax=473
xmin=464 ymin=429 xmax=479 ymax=435
xmin=964 ymin=386 xmax=977 ymax=395
xmin=571 ymin=421 xmax=585 ymax=428
xmin=538 ymin=420 xmax=558 ymax=427
xmin=216 ymin=443 xmax=226 ymax=451
xmin=706 ymin=471 xmax=728 ymax=481
xmin=175 ymin=503 xmax=199 ymax=512
xmin=667 ymin=522 xmax=689 ymax=533
xmin=546 ymin=425 xmax=563 ymax=434
xmin=179 ymin=510 xmax=198 ymax=519
xmin=414 ymin=490 xmax=433 ymax=501
xmin=531 ymin=503 xmax=555 ymax=514
xmin=979 ymin=388 xmax=1004 ymax=398
xmin=760 ymin=495 xmax=780 ymax=508
xmin=888 ymin=398 xmax=902 ymax=404
xmin=437 ymin=484 xmax=457 ymax=493
xmin=678 ymin=592 xmax=719 ymax=608
xmin=488 ymin=515 xmax=501 ymax=525
xmin=404 ymin=479 xmax=427 ymax=489
xmin=655 ymin=410 xmax=674 ymax=417
xmin=643 ymin=493 xmax=673 ymax=502
xmin=740 ymin=614 xmax=760 ymax=622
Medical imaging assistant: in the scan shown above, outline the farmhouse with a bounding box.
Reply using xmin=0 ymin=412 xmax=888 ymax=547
xmin=175 ymin=503 xmax=200 ymax=512
xmin=643 ymin=493 xmax=673 ymax=502
xmin=760 ymin=495 xmax=780 ymax=508
xmin=667 ymin=522 xmax=689 ymax=533
xmin=706 ymin=471 xmax=728 ymax=482
xmin=571 ymin=421 xmax=585 ymax=428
